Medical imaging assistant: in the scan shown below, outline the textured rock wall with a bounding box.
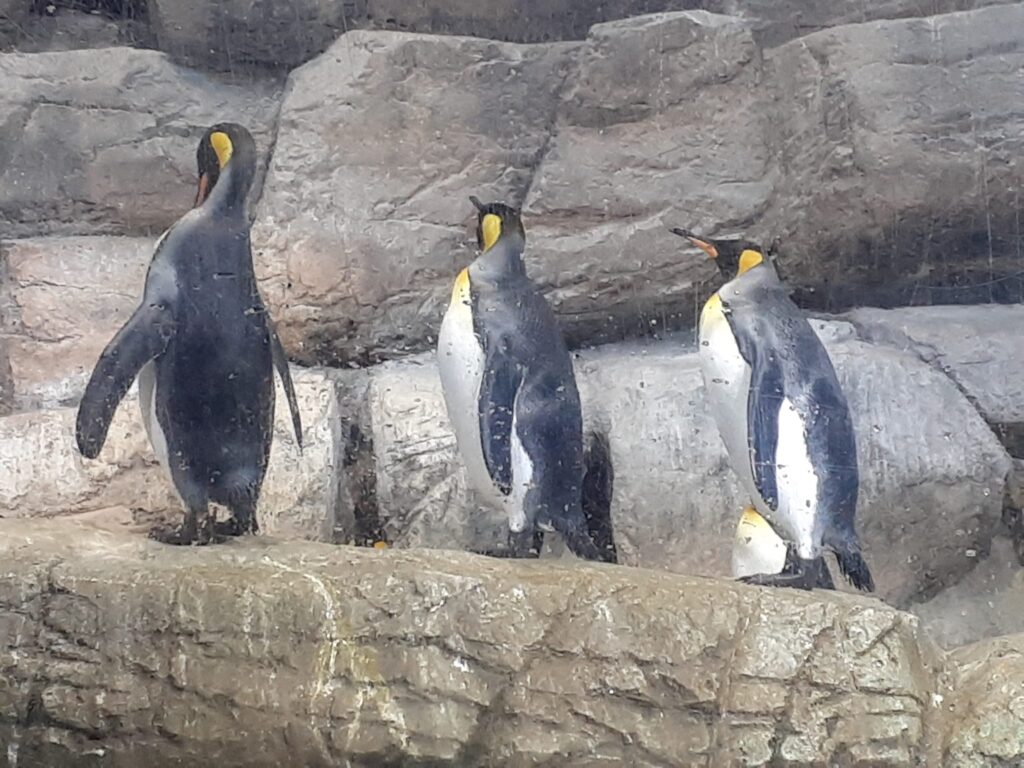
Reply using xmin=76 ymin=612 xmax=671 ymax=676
xmin=4 ymin=7 xmax=1022 ymax=366
xmin=0 ymin=518 xmax=950 ymax=767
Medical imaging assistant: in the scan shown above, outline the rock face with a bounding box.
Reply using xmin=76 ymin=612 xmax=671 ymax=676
xmin=0 ymin=237 xmax=155 ymax=410
xmin=139 ymin=0 xmax=1018 ymax=70
xmin=762 ymin=4 xmax=1024 ymax=311
xmin=912 ymin=536 xmax=1024 ymax=649
xmin=943 ymin=635 xmax=1024 ymax=766
xmin=362 ymin=313 xmax=1012 ymax=606
xmin=0 ymin=47 xmax=281 ymax=238
xmin=253 ymin=6 xmax=1024 ymax=365
xmin=252 ymin=31 xmax=578 ymax=365
xmin=0 ymin=368 xmax=342 ymax=541
xmin=0 ymin=518 xmax=949 ymax=767
xmin=849 ymin=305 xmax=1024 ymax=430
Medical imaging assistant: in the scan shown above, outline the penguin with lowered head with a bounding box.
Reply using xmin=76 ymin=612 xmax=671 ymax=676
xmin=76 ymin=123 xmax=302 ymax=545
xmin=672 ymin=228 xmax=873 ymax=591
xmin=437 ymin=196 xmax=614 ymax=562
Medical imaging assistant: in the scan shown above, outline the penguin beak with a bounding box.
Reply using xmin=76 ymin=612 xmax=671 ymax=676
xmin=468 ymin=195 xmax=485 ymax=213
xmin=194 ymin=173 xmax=211 ymax=207
xmin=669 ymin=228 xmax=718 ymax=259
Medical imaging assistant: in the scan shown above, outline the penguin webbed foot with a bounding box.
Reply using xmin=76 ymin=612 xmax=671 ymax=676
xmin=213 ymin=514 xmax=258 ymax=538
xmin=473 ymin=529 xmax=543 ymax=559
xmin=148 ymin=513 xmax=218 ymax=546
xmin=738 ymin=569 xmax=818 ymax=591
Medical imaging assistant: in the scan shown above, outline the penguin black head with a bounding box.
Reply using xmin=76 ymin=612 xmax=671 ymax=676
xmin=469 ymin=196 xmax=525 ymax=252
xmin=670 ymin=228 xmax=766 ymax=278
xmin=194 ymin=123 xmax=257 ymax=207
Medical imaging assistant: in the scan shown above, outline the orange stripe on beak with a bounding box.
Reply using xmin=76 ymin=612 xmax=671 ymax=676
xmin=194 ymin=173 xmax=210 ymax=207
xmin=688 ymin=237 xmax=718 ymax=259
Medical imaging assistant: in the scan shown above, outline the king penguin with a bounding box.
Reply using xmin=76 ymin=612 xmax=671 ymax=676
xmin=436 ymin=196 xmax=613 ymax=562
xmin=671 ymin=228 xmax=873 ymax=591
xmin=76 ymin=123 xmax=303 ymax=545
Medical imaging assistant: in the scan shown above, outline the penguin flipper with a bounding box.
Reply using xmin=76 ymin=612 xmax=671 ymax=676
xmin=76 ymin=301 xmax=175 ymax=460
xmin=478 ymin=347 xmax=519 ymax=496
xmin=746 ymin=351 xmax=783 ymax=512
xmin=270 ymin=326 xmax=303 ymax=451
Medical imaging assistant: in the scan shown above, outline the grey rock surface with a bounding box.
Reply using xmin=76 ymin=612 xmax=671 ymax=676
xmin=0 ymin=517 xmax=946 ymax=767
xmin=138 ymin=0 xmax=1019 ymax=70
xmin=762 ymin=4 xmax=1024 ymax=311
xmin=0 ymin=236 xmax=155 ymax=411
xmin=252 ymin=6 xmax=1024 ymax=365
xmin=0 ymin=47 xmax=281 ymax=238
xmin=362 ymin=318 xmax=1011 ymax=606
xmin=912 ymin=535 xmax=1024 ymax=649
xmin=848 ymin=305 xmax=1024 ymax=428
xmin=252 ymin=31 xmax=578 ymax=365
xmin=0 ymin=367 xmax=340 ymax=541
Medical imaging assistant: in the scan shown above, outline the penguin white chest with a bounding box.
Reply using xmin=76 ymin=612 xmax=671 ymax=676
xmin=437 ymin=269 xmax=497 ymax=503
xmin=698 ymin=294 xmax=756 ymax=495
xmin=137 ymin=361 xmax=175 ymax=490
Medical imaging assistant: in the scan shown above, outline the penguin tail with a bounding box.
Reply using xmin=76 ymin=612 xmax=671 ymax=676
xmin=830 ymin=539 xmax=875 ymax=593
xmin=581 ymin=430 xmax=617 ymax=564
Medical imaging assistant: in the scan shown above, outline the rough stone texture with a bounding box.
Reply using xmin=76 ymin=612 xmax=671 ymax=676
xmin=0 ymin=236 xmax=155 ymax=411
xmin=762 ymin=5 xmax=1024 ymax=311
xmin=849 ymin=305 xmax=1024 ymax=430
xmin=363 ymin=318 xmax=1011 ymax=606
xmin=0 ymin=517 xmax=944 ymax=767
xmin=943 ymin=635 xmax=1024 ymax=766
xmin=253 ymin=7 xmax=1024 ymax=365
xmin=0 ymin=0 xmax=29 ymax=47
xmin=252 ymin=31 xmax=578 ymax=365
xmin=0 ymin=47 xmax=281 ymax=238
xmin=0 ymin=367 xmax=341 ymax=541
xmin=715 ymin=0 xmax=1018 ymax=47
xmin=912 ymin=536 xmax=1024 ymax=650
xmin=139 ymin=0 xmax=1018 ymax=70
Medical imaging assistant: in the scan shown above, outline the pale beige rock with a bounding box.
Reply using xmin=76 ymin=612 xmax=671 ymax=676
xmin=942 ymin=634 xmax=1024 ymax=766
xmin=0 ymin=47 xmax=281 ymax=237
xmin=0 ymin=367 xmax=341 ymax=541
xmin=0 ymin=236 xmax=155 ymax=410
xmin=0 ymin=517 xmax=943 ymax=767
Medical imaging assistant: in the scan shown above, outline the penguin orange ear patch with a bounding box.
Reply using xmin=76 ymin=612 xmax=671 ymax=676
xmin=481 ymin=213 xmax=502 ymax=251
xmin=209 ymin=131 xmax=233 ymax=169
xmin=738 ymin=249 xmax=764 ymax=275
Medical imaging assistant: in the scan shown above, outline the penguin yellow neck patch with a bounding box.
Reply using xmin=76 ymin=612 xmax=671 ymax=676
xmin=738 ymin=506 xmax=771 ymax=532
xmin=481 ymin=214 xmax=502 ymax=252
xmin=737 ymin=249 xmax=764 ymax=275
xmin=450 ymin=268 xmax=471 ymax=307
xmin=210 ymin=131 xmax=233 ymax=169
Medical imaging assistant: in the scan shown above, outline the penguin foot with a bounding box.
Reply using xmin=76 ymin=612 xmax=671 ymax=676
xmin=214 ymin=517 xmax=253 ymax=538
xmin=148 ymin=516 xmax=218 ymax=546
xmin=738 ymin=571 xmax=818 ymax=591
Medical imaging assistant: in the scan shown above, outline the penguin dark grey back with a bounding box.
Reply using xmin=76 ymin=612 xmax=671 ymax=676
xmin=75 ymin=123 xmax=302 ymax=546
xmin=674 ymin=227 xmax=873 ymax=592
xmin=435 ymin=196 xmax=614 ymax=563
